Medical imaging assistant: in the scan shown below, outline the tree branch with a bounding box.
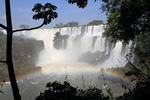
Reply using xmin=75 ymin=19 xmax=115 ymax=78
xmin=126 ymin=56 xmax=148 ymax=78
xmin=0 ymin=61 xmax=7 ymax=64
xmin=0 ymin=24 xmax=7 ymax=30
xmin=135 ymin=47 xmax=150 ymax=77
xmin=143 ymin=62 xmax=150 ymax=77
xmin=13 ymin=23 xmax=44 ymax=33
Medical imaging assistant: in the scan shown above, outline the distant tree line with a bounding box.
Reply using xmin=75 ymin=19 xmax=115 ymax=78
xmin=54 ymin=20 xmax=104 ymax=28
xmin=19 ymin=24 xmax=29 ymax=29
xmin=55 ymin=22 xmax=79 ymax=28
xmin=86 ymin=20 xmax=104 ymax=26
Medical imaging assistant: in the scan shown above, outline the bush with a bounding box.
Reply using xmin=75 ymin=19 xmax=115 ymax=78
xmin=35 ymin=81 xmax=109 ymax=100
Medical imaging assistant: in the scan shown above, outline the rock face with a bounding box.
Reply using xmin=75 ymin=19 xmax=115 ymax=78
xmin=12 ymin=37 xmax=44 ymax=65
xmin=0 ymin=31 xmax=44 ymax=79
xmin=53 ymin=32 xmax=69 ymax=49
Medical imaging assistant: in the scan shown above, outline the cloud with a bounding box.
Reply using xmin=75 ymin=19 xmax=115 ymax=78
xmin=0 ymin=15 xmax=6 ymax=20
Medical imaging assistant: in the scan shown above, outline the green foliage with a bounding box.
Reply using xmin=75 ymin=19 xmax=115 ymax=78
xmin=1 ymin=1 xmax=57 ymax=100
xmin=63 ymin=21 xmax=79 ymax=27
xmin=87 ymin=20 xmax=104 ymax=26
xmin=55 ymin=23 xmax=64 ymax=28
xmin=124 ymin=33 xmax=150 ymax=83
xmin=78 ymin=87 xmax=109 ymax=100
xmin=101 ymin=0 xmax=150 ymax=42
xmin=100 ymin=0 xmax=150 ymax=89
xmin=19 ymin=24 xmax=29 ymax=29
xmin=116 ymin=81 xmax=150 ymax=100
xmin=67 ymin=0 xmax=88 ymax=8
xmin=0 ymin=31 xmax=44 ymax=79
xmin=106 ymin=88 xmax=114 ymax=100
xmin=99 ymin=1 xmax=150 ymax=100
xmin=36 ymin=81 xmax=109 ymax=100
xmin=32 ymin=3 xmax=58 ymax=25
xmin=35 ymin=81 xmax=77 ymax=100
xmin=54 ymin=20 xmax=104 ymax=28
xmin=55 ymin=21 xmax=79 ymax=28
xmin=52 ymin=1 xmax=150 ymax=100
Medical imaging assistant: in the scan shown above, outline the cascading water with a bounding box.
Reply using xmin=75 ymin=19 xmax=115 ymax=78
xmin=0 ymin=25 xmax=132 ymax=100
xmin=16 ymin=25 xmax=132 ymax=93
xmin=14 ymin=25 xmax=131 ymax=69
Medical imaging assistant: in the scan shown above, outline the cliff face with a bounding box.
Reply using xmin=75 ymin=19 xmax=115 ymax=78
xmin=53 ymin=32 xmax=69 ymax=49
xmin=0 ymin=31 xmax=44 ymax=79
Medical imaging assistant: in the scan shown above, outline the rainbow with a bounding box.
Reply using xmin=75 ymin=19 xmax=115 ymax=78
xmin=1 ymin=64 xmax=131 ymax=88
xmin=41 ymin=65 xmax=129 ymax=81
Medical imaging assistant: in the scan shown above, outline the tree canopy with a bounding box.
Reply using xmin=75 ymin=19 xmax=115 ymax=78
xmin=19 ymin=24 xmax=29 ymax=29
xmin=67 ymin=0 xmax=88 ymax=8
xmin=101 ymin=0 xmax=150 ymax=42
xmin=66 ymin=1 xmax=150 ymax=100
xmin=66 ymin=0 xmax=150 ymax=42
xmin=87 ymin=20 xmax=104 ymax=26
xmin=35 ymin=81 xmax=109 ymax=100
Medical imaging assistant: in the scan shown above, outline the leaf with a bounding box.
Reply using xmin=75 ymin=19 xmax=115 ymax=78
xmin=32 ymin=3 xmax=58 ymax=25
xmin=67 ymin=0 xmax=88 ymax=8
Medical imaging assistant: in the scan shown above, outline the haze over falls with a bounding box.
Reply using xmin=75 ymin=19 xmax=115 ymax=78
xmin=15 ymin=25 xmax=131 ymax=70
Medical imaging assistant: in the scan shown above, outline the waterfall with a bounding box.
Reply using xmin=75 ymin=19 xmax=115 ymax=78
xmin=0 ymin=25 xmax=132 ymax=100
xmin=12 ymin=25 xmax=131 ymax=68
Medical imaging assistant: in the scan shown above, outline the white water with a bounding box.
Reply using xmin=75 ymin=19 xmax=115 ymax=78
xmin=14 ymin=25 xmax=131 ymax=68
xmin=0 ymin=25 xmax=132 ymax=100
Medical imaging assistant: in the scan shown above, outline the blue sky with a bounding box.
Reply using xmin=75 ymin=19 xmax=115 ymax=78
xmin=0 ymin=0 xmax=107 ymax=29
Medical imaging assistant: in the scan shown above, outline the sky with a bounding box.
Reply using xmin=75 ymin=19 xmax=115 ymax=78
xmin=0 ymin=0 xmax=107 ymax=29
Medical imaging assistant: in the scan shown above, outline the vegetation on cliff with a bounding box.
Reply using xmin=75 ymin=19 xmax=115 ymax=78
xmin=0 ymin=31 xmax=44 ymax=80
xmin=54 ymin=20 xmax=104 ymax=28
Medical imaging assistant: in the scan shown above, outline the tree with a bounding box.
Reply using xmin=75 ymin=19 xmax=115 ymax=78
xmin=35 ymin=81 xmax=77 ymax=100
xmin=0 ymin=1 xmax=57 ymax=100
xmin=87 ymin=20 xmax=104 ymax=25
xmin=55 ymin=23 xmax=64 ymax=28
xmin=99 ymin=0 xmax=150 ymax=99
xmin=66 ymin=0 xmax=88 ymax=8
xmin=36 ymin=81 xmax=109 ymax=100
xmin=66 ymin=0 xmax=150 ymax=42
xmin=67 ymin=0 xmax=150 ymax=99
xmin=63 ymin=21 xmax=79 ymax=27
xmin=19 ymin=24 xmax=29 ymax=29
xmin=96 ymin=0 xmax=150 ymax=79
xmin=0 ymin=1 xmax=89 ymax=100
xmin=2 ymin=0 xmax=149 ymax=99
xmin=55 ymin=21 xmax=79 ymax=28
xmin=100 ymin=0 xmax=150 ymax=42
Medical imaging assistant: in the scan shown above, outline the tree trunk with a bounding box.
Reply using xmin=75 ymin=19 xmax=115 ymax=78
xmin=5 ymin=0 xmax=21 ymax=100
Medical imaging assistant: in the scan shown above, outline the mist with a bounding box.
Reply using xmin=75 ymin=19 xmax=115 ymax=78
xmin=0 ymin=25 xmax=132 ymax=100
